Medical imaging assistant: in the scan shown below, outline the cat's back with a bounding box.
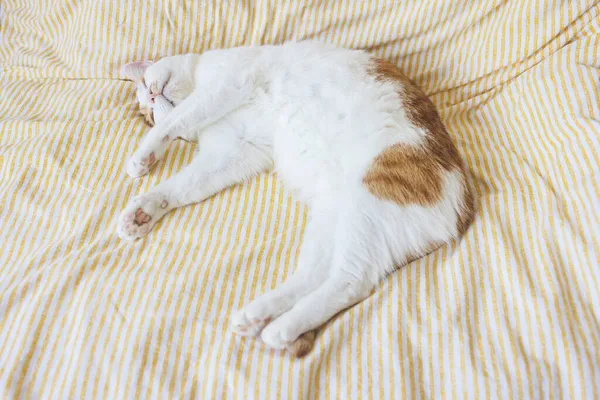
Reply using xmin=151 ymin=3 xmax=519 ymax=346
xmin=268 ymin=43 xmax=432 ymax=194
xmin=271 ymin=42 xmax=423 ymax=148
xmin=269 ymin=44 xmax=472 ymax=233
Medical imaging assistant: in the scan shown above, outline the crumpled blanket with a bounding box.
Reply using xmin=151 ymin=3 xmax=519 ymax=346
xmin=0 ymin=1 xmax=599 ymax=398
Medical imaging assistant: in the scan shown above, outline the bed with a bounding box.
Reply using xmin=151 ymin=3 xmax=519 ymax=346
xmin=1 ymin=1 xmax=599 ymax=398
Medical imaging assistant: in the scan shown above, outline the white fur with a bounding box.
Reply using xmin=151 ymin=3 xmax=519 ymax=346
xmin=118 ymin=42 xmax=467 ymax=350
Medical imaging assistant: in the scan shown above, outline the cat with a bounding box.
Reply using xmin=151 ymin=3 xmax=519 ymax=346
xmin=120 ymin=41 xmax=474 ymax=357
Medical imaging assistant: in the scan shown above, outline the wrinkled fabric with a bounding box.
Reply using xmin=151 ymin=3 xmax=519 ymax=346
xmin=0 ymin=1 xmax=599 ymax=398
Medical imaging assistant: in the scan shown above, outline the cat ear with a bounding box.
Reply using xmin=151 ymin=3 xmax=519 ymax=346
xmin=121 ymin=61 xmax=153 ymax=84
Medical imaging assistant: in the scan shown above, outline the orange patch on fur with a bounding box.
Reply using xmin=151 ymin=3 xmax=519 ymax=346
xmin=364 ymin=59 xmax=475 ymax=232
xmin=364 ymin=144 xmax=445 ymax=205
xmin=456 ymin=185 xmax=475 ymax=236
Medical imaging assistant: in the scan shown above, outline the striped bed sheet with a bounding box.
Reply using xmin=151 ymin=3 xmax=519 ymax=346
xmin=1 ymin=1 xmax=599 ymax=398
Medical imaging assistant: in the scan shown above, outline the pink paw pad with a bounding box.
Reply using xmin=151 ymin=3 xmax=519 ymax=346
xmin=251 ymin=316 xmax=271 ymax=325
xmin=140 ymin=152 xmax=156 ymax=167
xmin=134 ymin=208 xmax=151 ymax=225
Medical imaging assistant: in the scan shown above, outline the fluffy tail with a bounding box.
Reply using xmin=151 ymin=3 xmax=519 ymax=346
xmin=286 ymin=330 xmax=317 ymax=357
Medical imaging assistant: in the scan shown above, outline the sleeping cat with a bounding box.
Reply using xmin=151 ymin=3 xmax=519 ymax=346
xmin=120 ymin=41 xmax=474 ymax=357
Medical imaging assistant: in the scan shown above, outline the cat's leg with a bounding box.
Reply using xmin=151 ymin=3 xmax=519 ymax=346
xmin=118 ymin=129 xmax=271 ymax=240
xmin=231 ymin=205 xmax=336 ymax=337
xmin=127 ymin=97 xmax=180 ymax=177
xmin=260 ymin=198 xmax=389 ymax=350
xmin=126 ymin=75 xmax=254 ymax=178
xmin=125 ymin=118 xmax=196 ymax=178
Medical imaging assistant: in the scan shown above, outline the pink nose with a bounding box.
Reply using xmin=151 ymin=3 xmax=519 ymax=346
xmin=149 ymin=91 xmax=160 ymax=104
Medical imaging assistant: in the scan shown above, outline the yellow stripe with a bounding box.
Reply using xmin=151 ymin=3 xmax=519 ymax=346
xmin=3 ymin=81 xmax=105 ymax=387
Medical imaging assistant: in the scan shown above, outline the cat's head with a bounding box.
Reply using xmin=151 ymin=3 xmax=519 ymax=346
xmin=121 ymin=61 xmax=156 ymax=124
xmin=121 ymin=55 xmax=196 ymax=125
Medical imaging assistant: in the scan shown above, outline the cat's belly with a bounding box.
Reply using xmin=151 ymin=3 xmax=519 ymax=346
xmin=274 ymin=136 xmax=343 ymax=201
xmin=272 ymin=106 xmax=379 ymax=202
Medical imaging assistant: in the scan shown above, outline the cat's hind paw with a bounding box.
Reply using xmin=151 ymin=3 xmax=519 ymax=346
xmin=260 ymin=319 xmax=296 ymax=350
xmin=117 ymin=193 xmax=169 ymax=240
xmin=231 ymin=309 xmax=271 ymax=337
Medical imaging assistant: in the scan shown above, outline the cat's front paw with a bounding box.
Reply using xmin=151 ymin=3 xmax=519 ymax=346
xmin=126 ymin=152 xmax=157 ymax=178
xmin=117 ymin=193 xmax=170 ymax=240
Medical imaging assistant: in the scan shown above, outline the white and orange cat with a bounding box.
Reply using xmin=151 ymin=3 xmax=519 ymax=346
xmin=120 ymin=41 xmax=474 ymax=356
